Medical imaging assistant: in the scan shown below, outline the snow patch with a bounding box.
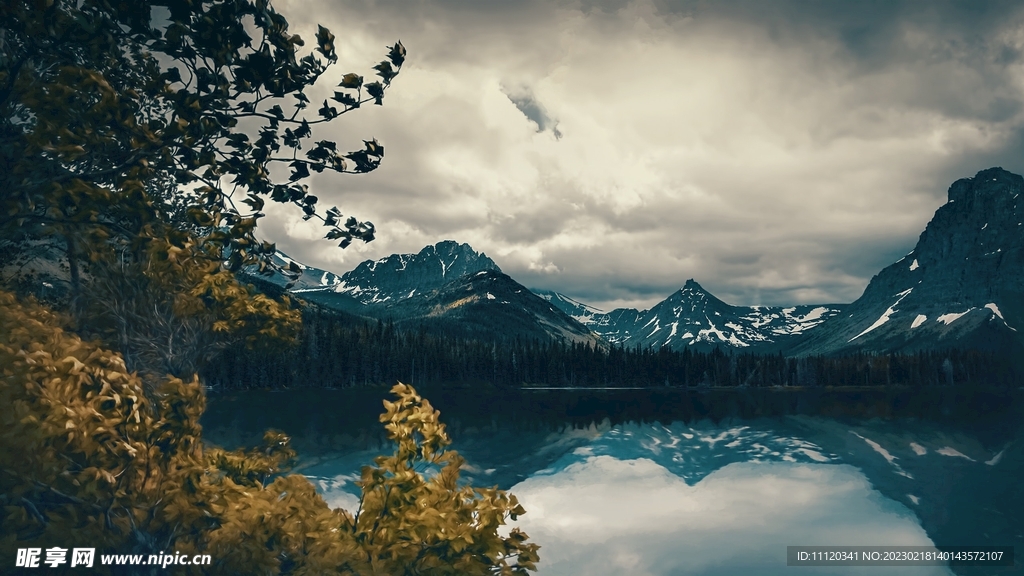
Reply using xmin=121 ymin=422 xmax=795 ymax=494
xmin=852 ymin=433 xmax=896 ymax=465
xmin=849 ymin=288 xmax=912 ymax=342
xmin=850 ymin=432 xmax=913 ymax=479
xmin=440 ymin=254 xmax=459 ymax=277
xmin=986 ymin=449 xmax=1005 ymax=466
xmin=910 ymin=315 xmax=927 ymax=329
xmin=907 ymin=495 xmax=920 ymax=505
xmin=798 ymin=307 xmax=829 ymax=322
xmin=797 ymin=448 xmax=830 ymax=462
xmin=277 ymin=253 xmax=307 ymax=270
xmin=985 ymin=303 xmax=1004 ymax=319
xmin=486 ymin=292 xmax=496 ymax=300
xmin=936 ymin=447 xmax=974 ymax=461
xmin=909 ymin=259 xmax=919 ymax=271
xmin=936 ymin=309 xmax=973 ymax=325
xmin=909 ymin=442 xmax=927 ymax=456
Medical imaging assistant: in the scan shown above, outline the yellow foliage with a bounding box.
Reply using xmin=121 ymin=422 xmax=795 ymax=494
xmin=79 ymin=235 xmax=302 ymax=381
xmin=0 ymin=291 xmax=539 ymax=574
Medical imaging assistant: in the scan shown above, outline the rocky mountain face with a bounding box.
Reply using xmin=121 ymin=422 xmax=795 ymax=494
xmin=252 ymin=241 xmax=597 ymax=345
xmin=539 ymin=281 xmax=844 ymax=352
xmin=787 ymin=167 xmax=1024 ymax=356
xmin=383 ymin=270 xmax=602 ymax=345
xmin=532 ymin=290 xmax=605 ymax=324
xmin=333 ymin=241 xmax=502 ymax=306
xmin=250 ymin=241 xmax=501 ymax=314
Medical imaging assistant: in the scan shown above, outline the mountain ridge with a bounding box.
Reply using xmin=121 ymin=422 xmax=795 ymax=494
xmin=248 ymin=166 xmax=1024 ymax=357
xmin=539 ymin=279 xmax=845 ymax=352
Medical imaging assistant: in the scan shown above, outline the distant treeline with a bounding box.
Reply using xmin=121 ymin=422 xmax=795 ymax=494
xmin=202 ymin=306 xmax=1022 ymax=390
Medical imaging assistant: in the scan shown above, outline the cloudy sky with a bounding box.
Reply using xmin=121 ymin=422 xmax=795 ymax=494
xmin=259 ymin=0 xmax=1024 ymax=311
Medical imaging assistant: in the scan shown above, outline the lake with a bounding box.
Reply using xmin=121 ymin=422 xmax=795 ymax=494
xmin=202 ymin=386 xmax=1023 ymax=575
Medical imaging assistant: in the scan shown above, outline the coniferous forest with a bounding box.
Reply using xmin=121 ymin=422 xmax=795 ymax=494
xmin=203 ymin=304 xmax=1023 ymax=390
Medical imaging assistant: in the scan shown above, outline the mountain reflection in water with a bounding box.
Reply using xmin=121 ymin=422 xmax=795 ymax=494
xmin=203 ymin=388 xmax=1023 ymax=575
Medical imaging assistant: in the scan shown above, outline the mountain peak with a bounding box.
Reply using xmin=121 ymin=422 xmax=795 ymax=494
xmin=334 ymin=241 xmax=501 ymax=306
xmin=948 ymin=167 xmax=1024 ymax=204
xmin=675 ymin=279 xmax=716 ymax=303
xmin=682 ymin=278 xmax=704 ymax=291
xmin=418 ymin=241 xmax=498 ymax=270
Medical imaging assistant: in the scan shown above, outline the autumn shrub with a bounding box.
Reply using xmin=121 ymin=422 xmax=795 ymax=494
xmin=1 ymin=291 xmax=538 ymax=574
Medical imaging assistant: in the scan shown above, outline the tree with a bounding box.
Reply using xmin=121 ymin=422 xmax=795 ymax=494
xmin=0 ymin=0 xmax=402 ymax=359
xmin=1 ymin=0 xmax=404 ymax=378
xmin=0 ymin=293 xmax=539 ymax=574
xmin=1 ymin=0 xmax=541 ymax=572
xmin=2 ymin=0 xmax=399 ymax=272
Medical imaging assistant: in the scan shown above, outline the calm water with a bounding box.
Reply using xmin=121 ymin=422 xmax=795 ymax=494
xmin=202 ymin=387 xmax=1024 ymax=575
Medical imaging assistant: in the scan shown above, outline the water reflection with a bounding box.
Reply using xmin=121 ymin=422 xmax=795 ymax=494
xmin=203 ymin=388 xmax=1023 ymax=575
xmin=511 ymin=458 xmax=949 ymax=576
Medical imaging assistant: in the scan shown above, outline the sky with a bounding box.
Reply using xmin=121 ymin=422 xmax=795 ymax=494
xmin=257 ymin=0 xmax=1024 ymax=311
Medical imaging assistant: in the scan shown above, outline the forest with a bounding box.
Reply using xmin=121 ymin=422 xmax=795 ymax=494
xmin=204 ymin=304 xmax=1023 ymax=390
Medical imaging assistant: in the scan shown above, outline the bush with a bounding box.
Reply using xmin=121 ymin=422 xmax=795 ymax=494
xmin=0 ymin=291 xmax=538 ymax=574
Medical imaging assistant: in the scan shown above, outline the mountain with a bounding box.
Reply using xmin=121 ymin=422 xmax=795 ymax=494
xmin=537 ymin=281 xmax=844 ymax=352
xmin=382 ymin=270 xmax=602 ymax=345
xmin=533 ymin=290 xmax=605 ymax=325
xmin=258 ymin=241 xmax=501 ymax=314
xmin=253 ymin=167 xmax=1024 ymax=358
xmin=249 ymin=241 xmax=599 ymax=345
xmin=333 ymin=240 xmax=501 ymax=306
xmin=260 ymin=252 xmax=345 ymax=292
xmin=787 ymin=167 xmax=1024 ymax=356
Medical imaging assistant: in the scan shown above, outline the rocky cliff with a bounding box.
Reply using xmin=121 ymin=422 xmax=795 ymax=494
xmin=787 ymin=167 xmax=1024 ymax=356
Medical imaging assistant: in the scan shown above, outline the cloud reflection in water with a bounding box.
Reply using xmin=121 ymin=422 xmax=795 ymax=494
xmin=506 ymin=424 xmax=952 ymax=576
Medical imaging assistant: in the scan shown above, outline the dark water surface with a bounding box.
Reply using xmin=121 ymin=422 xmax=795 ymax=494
xmin=203 ymin=387 xmax=1024 ymax=575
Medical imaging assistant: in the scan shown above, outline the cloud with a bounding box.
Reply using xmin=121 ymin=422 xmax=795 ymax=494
xmin=507 ymin=456 xmax=951 ymax=575
xmin=263 ymin=0 xmax=1024 ymax=310
xmin=502 ymin=84 xmax=562 ymax=138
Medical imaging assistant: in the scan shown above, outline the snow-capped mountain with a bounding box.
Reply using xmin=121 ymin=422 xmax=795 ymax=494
xmin=787 ymin=167 xmax=1024 ymax=356
xmin=330 ymin=240 xmax=500 ymax=306
xmin=384 ymin=270 xmax=602 ymax=346
xmin=537 ymin=280 xmax=844 ymax=352
xmin=247 ymin=241 xmax=500 ymax=304
xmin=268 ymin=241 xmax=500 ymax=314
xmin=247 ymin=167 xmax=1024 ymax=356
xmin=248 ymin=241 xmax=598 ymax=345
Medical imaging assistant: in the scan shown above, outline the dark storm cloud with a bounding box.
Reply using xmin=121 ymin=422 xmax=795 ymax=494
xmin=265 ymin=0 xmax=1024 ymax=310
